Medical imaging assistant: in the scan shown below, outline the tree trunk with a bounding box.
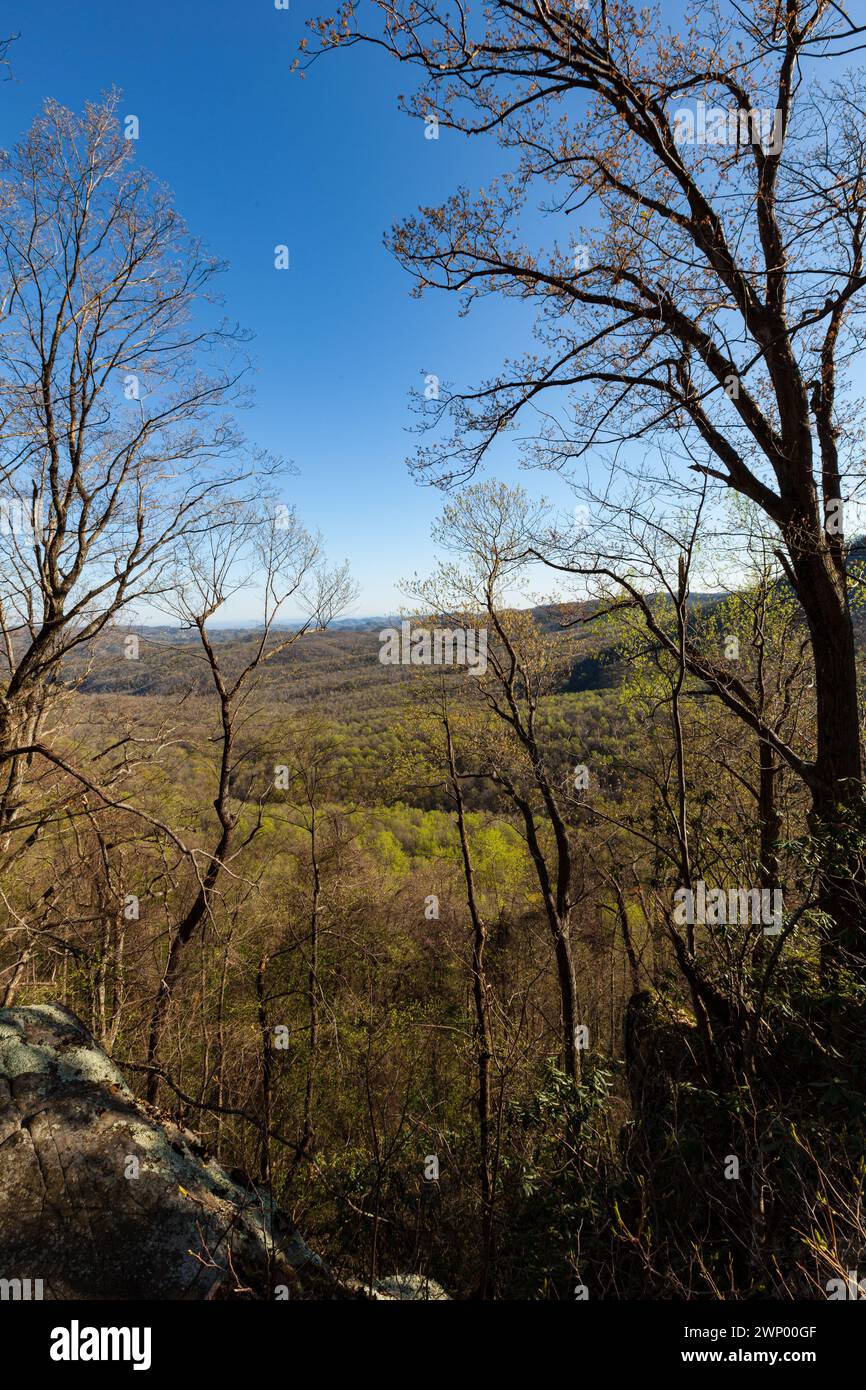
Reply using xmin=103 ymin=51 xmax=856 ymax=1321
xmin=257 ymin=954 xmax=272 ymax=1187
xmin=793 ymin=549 xmax=865 ymax=970
xmin=444 ymin=710 xmax=496 ymax=1295
xmin=757 ymin=738 xmax=781 ymax=891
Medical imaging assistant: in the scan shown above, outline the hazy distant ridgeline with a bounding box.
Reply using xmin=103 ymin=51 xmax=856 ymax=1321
xmin=31 ymin=605 xmax=630 ymax=701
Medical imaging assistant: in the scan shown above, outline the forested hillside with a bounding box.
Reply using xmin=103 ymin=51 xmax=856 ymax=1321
xmin=4 ymin=573 xmax=866 ymax=1298
xmin=2 ymin=0 xmax=866 ymax=1320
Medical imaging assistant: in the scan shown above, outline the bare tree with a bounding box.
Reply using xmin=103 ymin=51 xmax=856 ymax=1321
xmin=144 ymin=507 xmax=355 ymax=1099
xmin=0 ymin=94 xmax=268 ymax=836
xmin=308 ymin=0 xmax=866 ymax=966
xmin=0 ymin=33 xmax=17 ymax=80
xmin=408 ymin=481 xmax=585 ymax=1084
xmin=440 ymin=691 xmax=497 ymax=1296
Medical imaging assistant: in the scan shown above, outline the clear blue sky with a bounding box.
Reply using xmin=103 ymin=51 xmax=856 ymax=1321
xmin=0 ymin=0 xmax=576 ymax=618
xmin=4 ymin=3 xmax=855 ymax=620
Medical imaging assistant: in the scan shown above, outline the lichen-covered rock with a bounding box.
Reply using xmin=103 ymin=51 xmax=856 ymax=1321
xmin=0 ymin=1003 xmax=335 ymax=1299
xmin=623 ymin=988 xmax=702 ymax=1124
xmin=341 ymin=1273 xmax=450 ymax=1300
xmin=375 ymin=1273 xmax=450 ymax=1300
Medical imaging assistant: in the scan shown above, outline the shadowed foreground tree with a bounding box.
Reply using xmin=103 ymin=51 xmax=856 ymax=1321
xmin=306 ymin=0 xmax=866 ymax=967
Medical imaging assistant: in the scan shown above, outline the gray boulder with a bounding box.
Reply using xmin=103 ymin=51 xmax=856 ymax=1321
xmin=375 ymin=1273 xmax=450 ymax=1300
xmin=0 ymin=1003 xmax=334 ymax=1299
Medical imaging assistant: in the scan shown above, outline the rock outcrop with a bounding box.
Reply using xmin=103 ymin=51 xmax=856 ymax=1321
xmin=0 ymin=1003 xmax=334 ymax=1299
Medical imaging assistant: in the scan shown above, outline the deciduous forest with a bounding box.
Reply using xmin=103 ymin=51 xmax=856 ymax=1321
xmin=2 ymin=0 xmax=866 ymax=1323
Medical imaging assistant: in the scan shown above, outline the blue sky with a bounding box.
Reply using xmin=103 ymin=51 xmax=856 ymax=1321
xmin=0 ymin=0 xmax=577 ymax=619
xmin=3 ymin=3 xmax=857 ymax=621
